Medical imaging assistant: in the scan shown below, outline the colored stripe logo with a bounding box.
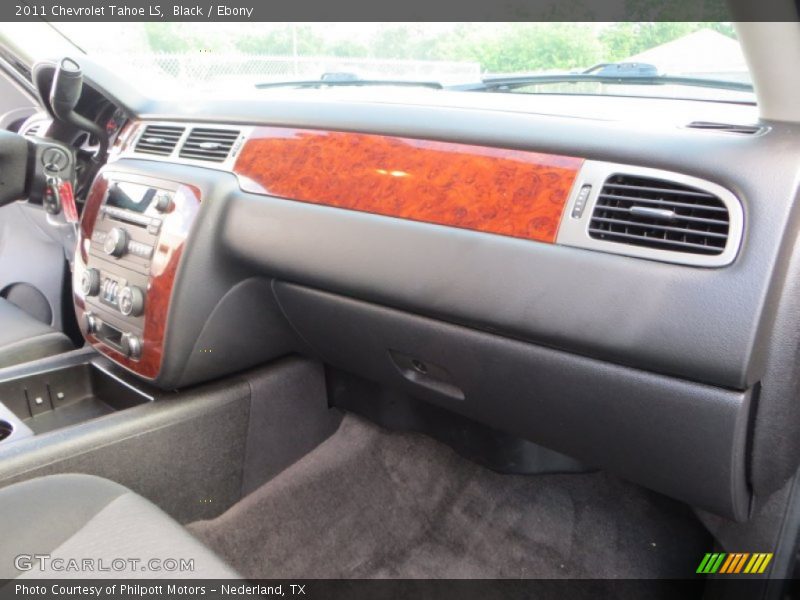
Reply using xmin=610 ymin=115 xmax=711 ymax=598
xmin=697 ymin=553 xmax=773 ymax=574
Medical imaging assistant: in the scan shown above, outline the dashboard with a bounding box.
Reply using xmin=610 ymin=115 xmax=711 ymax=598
xmin=27 ymin=59 xmax=800 ymax=524
xmin=80 ymin=109 xmax=767 ymax=386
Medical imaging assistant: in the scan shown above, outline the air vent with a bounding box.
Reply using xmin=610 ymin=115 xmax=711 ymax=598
xmin=687 ymin=121 xmax=764 ymax=135
xmin=134 ymin=125 xmax=185 ymax=156
xmin=588 ymin=174 xmax=730 ymax=256
xmin=178 ymin=128 xmax=240 ymax=162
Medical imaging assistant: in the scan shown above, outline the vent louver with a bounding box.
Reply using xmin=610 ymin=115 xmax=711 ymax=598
xmin=178 ymin=128 xmax=240 ymax=162
xmin=687 ymin=121 xmax=764 ymax=135
xmin=134 ymin=125 xmax=185 ymax=156
xmin=589 ymin=174 xmax=730 ymax=256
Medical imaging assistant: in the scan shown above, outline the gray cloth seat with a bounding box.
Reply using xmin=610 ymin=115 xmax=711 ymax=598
xmin=0 ymin=298 xmax=73 ymax=368
xmin=0 ymin=474 xmax=239 ymax=579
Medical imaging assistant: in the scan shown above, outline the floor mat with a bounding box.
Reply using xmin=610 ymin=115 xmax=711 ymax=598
xmin=188 ymin=414 xmax=710 ymax=579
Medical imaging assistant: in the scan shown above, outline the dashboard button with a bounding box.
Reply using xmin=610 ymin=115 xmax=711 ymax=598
xmin=128 ymin=241 xmax=153 ymax=259
xmin=103 ymin=227 xmax=129 ymax=257
xmin=119 ymin=285 xmax=145 ymax=317
xmin=571 ymin=185 xmax=592 ymax=219
xmin=85 ymin=312 xmax=99 ymax=334
xmin=120 ymin=332 xmax=142 ymax=360
xmin=154 ymin=191 xmax=173 ymax=212
xmin=81 ymin=268 xmax=100 ymax=296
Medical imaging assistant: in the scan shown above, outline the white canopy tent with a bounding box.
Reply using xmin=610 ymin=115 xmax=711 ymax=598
xmin=625 ymin=29 xmax=749 ymax=82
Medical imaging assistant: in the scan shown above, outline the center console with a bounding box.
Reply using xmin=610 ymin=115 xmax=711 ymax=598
xmin=0 ymin=355 xmax=152 ymax=440
xmin=74 ymin=170 xmax=201 ymax=379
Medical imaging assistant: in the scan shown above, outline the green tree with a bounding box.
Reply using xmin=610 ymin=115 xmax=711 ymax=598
xmin=144 ymin=23 xmax=192 ymax=53
xmin=367 ymin=25 xmax=444 ymax=61
xmin=370 ymin=26 xmax=414 ymax=59
xmin=706 ymin=22 xmax=737 ymax=38
xmin=601 ymin=22 xmax=737 ymax=63
xmin=324 ymin=39 xmax=369 ymax=59
xmin=144 ymin=23 xmax=233 ymax=54
xmin=436 ymin=23 xmax=603 ymax=73
xmin=235 ymin=25 xmax=325 ymax=55
xmin=142 ymin=21 xmax=741 ymax=77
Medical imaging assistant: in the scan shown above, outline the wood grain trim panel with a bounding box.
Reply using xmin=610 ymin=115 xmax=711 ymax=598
xmin=74 ymin=172 xmax=200 ymax=379
xmin=108 ymin=121 xmax=138 ymax=160
xmin=234 ymin=127 xmax=582 ymax=243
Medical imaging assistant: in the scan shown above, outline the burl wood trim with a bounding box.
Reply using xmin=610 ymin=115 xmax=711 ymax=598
xmin=74 ymin=172 xmax=200 ymax=379
xmin=234 ymin=128 xmax=582 ymax=243
xmin=108 ymin=121 xmax=138 ymax=159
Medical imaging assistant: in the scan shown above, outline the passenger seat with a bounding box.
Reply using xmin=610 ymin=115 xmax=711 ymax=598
xmin=0 ymin=297 xmax=73 ymax=369
xmin=0 ymin=474 xmax=239 ymax=578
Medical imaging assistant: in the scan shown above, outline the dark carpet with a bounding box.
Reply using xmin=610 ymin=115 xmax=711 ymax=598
xmin=188 ymin=414 xmax=710 ymax=579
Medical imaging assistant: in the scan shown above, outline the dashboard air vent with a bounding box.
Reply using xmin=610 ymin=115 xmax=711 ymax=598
xmin=589 ymin=174 xmax=730 ymax=256
xmin=134 ymin=125 xmax=185 ymax=156
xmin=687 ymin=121 xmax=764 ymax=135
xmin=179 ymin=128 xmax=240 ymax=162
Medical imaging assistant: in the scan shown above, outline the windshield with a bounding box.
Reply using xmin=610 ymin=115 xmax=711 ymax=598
xmin=0 ymin=22 xmax=753 ymax=103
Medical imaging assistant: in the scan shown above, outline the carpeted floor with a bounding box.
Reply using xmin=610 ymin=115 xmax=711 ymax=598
xmin=188 ymin=414 xmax=710 ymax=579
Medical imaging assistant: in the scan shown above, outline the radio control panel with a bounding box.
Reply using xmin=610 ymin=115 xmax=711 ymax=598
xmin=74 ymin=170 xmax=201 ymax=380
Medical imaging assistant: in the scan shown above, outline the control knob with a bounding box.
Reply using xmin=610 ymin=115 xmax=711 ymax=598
xmin=118 ymin=285 xmax=145 ymax=317
xmin=154 ymin=190 xmax=173 ymax=212
xmin=80 ymin=268 xmax=100 ymax=296
xmin=120 ymin=332 xmax=142 ymax=360
xmin=84 ymin=312 xmax=99 ymax=334
xmin=103 ymin=227 xmax=128 ymax=257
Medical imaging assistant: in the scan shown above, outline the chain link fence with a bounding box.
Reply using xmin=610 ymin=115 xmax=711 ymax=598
xmin=115 ymin=53 xmax=481 ymax=90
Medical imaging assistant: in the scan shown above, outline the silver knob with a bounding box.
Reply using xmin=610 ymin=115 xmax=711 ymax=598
xmin=85 ymin=312 xmax=99 ymax=334
xmin=80 ymin=268 xmax=100 ymax=296
xmin=118 ymin=285 xmax=145 ymax=317
xmin=121 ymin=332 xmax=142 ymax=359
xmin=103 ymin=227 xmax=128 ymax=257
xmin=154 ymin=191 xmax=173 ymax=212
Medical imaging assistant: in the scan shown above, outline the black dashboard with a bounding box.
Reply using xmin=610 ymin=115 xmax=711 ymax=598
xmin=29 ymin=57 xmax=800 ymax=524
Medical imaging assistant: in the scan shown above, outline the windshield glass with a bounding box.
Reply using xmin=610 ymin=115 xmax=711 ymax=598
xmin=0 ymin=22 xmax=753 ymax=102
